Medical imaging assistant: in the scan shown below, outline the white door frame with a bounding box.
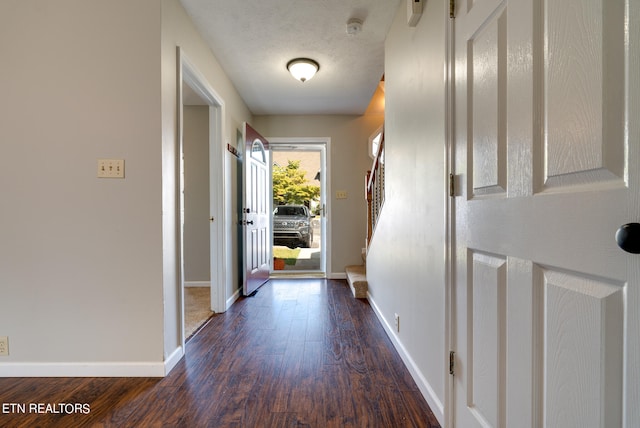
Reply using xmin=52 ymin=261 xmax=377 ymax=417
xmin=177 ymin=47 xmax=227 ymax=348
xmin=444 ymin=3 xmax=455 ymax=427
xmin=267 ymin=137 xmax=331 ymax=276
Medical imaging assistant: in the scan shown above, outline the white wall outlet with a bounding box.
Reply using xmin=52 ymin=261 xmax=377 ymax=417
xmin=336 ymin=190 xmax=348 ymax=199
xmin=0 ymin=336 xmax=8 ymax=356
xmin=97 ymin=159 xmax=125 ymax=178
xmin=394 ymin=313 xmax=400 ymax=333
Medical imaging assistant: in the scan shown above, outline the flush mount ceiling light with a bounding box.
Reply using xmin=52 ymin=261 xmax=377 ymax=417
xmin=287 ymin=58 xmax=320 ymax=83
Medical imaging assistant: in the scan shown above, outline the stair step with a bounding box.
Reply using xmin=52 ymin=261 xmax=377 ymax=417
xmin=345 ymin=265 xmax=367 ymax=299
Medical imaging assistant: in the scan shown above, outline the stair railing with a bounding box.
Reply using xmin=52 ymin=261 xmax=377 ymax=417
xmin=366 ymin=132 xmax=385 ymax=247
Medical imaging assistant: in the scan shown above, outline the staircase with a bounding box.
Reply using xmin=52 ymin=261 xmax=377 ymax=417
xmin=345 ymin=128 xmax=384 ymax=299
xmin=346 ymin=250 xmax=368 ymax=299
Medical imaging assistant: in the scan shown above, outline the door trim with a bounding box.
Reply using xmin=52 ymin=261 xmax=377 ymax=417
xmin=177 ymin=47 xmax=227 ymax=349
xmin=442 ymin=2 xmax=456 ymax=427
xmin=444 ymin=3 xmax=455 ymax=426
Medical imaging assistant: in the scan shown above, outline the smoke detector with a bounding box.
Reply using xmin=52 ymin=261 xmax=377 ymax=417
xmin=346 ymin=18 xmax=363 ymax=36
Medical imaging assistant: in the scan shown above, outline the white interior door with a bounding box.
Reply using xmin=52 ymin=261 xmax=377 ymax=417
xmin=243 ymin=123 xmax=270 ymax=295
xmin=451 ymin=0 xmax=639 ymax=426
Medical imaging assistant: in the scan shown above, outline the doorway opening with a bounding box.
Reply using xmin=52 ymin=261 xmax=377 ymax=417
xmin=269 ymin=139 xmax=329 ymax=276
xmin=177 ymin=48 xmax=226 ymax=348
xmin=181 ymin=86 xmax=213 ymax=341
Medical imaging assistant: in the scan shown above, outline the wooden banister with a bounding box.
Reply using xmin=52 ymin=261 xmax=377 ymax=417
xmin=365 ymin=132 xmax=385 ymax=247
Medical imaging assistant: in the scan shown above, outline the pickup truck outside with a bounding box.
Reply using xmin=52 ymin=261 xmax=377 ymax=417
xmin=273 ymin=205 xmax=313 ymax=248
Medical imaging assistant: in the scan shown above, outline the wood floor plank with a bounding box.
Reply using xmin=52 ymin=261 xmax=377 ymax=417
xmin=241 ymin=354 xmax=284 ymax=428
xmin=270 ymin=340 xmax=304 ymax=413
xmin=321 ymin=363 xmax=359 ymax=427
xmin=402 ymin=390 xmax=443 ymax=427
xmin=350 ymin=294 xmax=424 ymax=392
xmin=0 ymin=279 xmax=440 ymax=428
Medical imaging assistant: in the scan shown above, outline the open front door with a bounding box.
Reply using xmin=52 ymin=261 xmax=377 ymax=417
xmin=451 ymin=0 xmax=639 ymax=426
xmin=242 ymin=123 xmax=270 ymax=295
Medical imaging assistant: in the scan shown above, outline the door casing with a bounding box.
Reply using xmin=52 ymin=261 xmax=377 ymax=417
xmin=177 ymin=47 xmax=227 ymax=349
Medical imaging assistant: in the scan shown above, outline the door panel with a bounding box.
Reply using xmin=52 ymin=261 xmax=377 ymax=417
xmin=542 ymin=268 xmax=624 ymax=427
xmin=452 ymin=0 xmax=638 ymax=427
xmin=468 ymin=251 xmax=507 ymax=427
xmin=544 ymin=0 xmax=626 ymax=187
xmin=243 ymin=123 xmax=270 ymax=295
xmin=470 ymin=4 xmax=507 ymax=196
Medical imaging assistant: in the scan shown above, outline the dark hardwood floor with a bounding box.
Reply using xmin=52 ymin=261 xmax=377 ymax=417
xmin=0 ymin=279 xmax=440 ymax=427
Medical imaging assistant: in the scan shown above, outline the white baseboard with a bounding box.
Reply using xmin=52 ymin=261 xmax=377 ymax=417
xmin=329 ymin=272 xmax=347 ymax=280
xmin=367 ymin=293 xmax=445 ymax=425
xmin=0 ymin=347 xmax=185 ymax=378
xmin=0 ymin=361 xmax=166 ymax=377
xmin=185 ymin=281 xmax=210 ymax=287
xmin=164 ymin=346 xmax=184 ymax=375
xmin=226 ymin=287 xmax=241 ymax=310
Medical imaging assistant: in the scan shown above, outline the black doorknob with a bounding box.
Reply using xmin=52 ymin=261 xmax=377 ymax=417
xmin=615 ymin=223 xmax=640 ymax=254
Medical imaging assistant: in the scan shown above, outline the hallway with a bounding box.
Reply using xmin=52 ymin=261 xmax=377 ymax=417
xmin=0 ymin=279 xmax=439 ymax=427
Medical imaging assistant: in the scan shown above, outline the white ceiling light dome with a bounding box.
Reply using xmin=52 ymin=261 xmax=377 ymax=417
xmin=287 ymin=58 xmax=320 ymax=83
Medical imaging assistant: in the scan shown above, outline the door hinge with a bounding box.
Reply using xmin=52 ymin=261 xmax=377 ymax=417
xmin=449 ymin=173 xmax=455 ymax=197
xmin=449 ymin=351 xmax=455 ymax=375
xmin=449 ymin=0 xmax=456 ymax=18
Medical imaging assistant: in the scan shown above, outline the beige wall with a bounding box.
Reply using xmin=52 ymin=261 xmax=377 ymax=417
xmin=0 ymin=0 xmax=253 ymax=376
xmin=366 ymin=1 xmax=447 ymax=424
xmin=253 ymin=114 xmax=384 ymax=274
xmin=0 ymin=0 xmax=164 ymax=371
xmin=183 ymin=106 xmax=210 ymax=282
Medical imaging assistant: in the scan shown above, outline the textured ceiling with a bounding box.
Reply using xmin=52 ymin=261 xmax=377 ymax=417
xmin=179 ymin=0 xmax=399 ymax=115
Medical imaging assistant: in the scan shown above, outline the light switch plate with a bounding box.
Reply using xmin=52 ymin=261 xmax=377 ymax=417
xmin=0 ymin=336 xmax=8 ymax=356
xmin=97 ymin=159 xmax=125 ymax=178
xmin=336 ymin=190 xmax=348 ymax=199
